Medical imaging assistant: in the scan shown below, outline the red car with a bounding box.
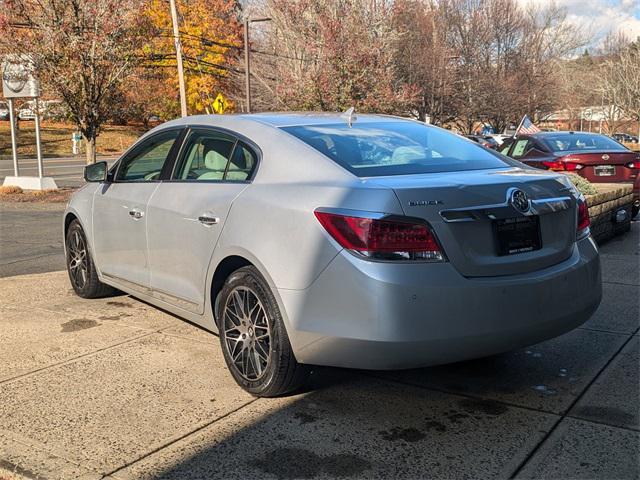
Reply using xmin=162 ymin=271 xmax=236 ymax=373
xmin=504 ymin=132 xmax=640 ymax=217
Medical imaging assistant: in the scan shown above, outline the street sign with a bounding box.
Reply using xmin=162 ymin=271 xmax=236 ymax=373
xmin=213 ymin=93 xmax=226 ymax=114
xmin=2 ymin=55 xmax=40 ymax=99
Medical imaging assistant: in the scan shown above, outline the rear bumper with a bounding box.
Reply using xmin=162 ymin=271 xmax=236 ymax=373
xmin=279 ymin=236 xmax=601 ymax=369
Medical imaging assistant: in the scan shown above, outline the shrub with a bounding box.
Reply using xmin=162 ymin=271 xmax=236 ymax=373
xmin=563 ymin=173 xmax=598 ymax=196
xmin=0 ymin=186 xmax=23 ymax=195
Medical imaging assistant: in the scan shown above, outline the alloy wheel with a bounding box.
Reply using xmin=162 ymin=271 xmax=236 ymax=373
xmin=67 ymin=230 xmax=88 ymax=290
xmin=222 ymin=286 xmax=272 ymax=381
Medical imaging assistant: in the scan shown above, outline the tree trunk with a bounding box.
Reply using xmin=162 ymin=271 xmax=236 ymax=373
xmin=84 ymin=134 xmax=96 ymax=164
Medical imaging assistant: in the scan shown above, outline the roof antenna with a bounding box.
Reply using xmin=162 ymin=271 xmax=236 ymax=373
xmin=341 ymin=107 xmax=357 ymax=128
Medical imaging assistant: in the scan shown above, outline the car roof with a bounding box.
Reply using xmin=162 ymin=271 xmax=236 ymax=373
xmin=158 ymin=112 xmax=413 ymax=130
xmin=528 ymin=131 xmax=606 ymax=138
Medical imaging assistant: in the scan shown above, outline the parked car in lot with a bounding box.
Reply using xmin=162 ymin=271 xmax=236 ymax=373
xmin=504 ymin=132 xmax=640 ymax=218
xmin=17 ymin=100 xmax=38 ymax=120
xmin=465 ymin=134 xmax=499 ymax=149
xmin=612 ymin=133 xmax=638 ymax=144
xmin=0 ymin=101 xmax=10 ymax=121
xmin=17 ymin=99 xmax=66 ymax=121
xmin=65 ymin=113 xmax=602 ymax=396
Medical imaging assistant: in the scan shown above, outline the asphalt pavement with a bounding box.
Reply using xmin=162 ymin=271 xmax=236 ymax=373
xmin=0 ymin=204 xmax=638 ymax=480
xmin=0 ymin=202 xmax=66 ymax=278
xmin=0 ymin=155 xmax=118 ymax=188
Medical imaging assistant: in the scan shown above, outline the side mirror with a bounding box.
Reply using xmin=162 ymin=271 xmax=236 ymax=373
xmin=84 ymin=161 xmax=108 ymax=183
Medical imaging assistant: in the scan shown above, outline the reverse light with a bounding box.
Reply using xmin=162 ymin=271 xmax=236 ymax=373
xmin=314 ymin=210 xmax=445 ymax=262
xmin=626 ymin=161 xmax=640 ymax=169
xmin=576 ymin=196 xmax=590 ymax=239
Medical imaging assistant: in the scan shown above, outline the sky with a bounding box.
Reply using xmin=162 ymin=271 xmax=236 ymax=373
xmin=518 ymin=0 xmax=640 ymax=46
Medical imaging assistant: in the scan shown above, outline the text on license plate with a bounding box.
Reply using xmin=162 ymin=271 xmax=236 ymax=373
xmin=494 ymin=216 xmax=542 ymax=256
xmin=594 ymin=165 xmax=616 ymax=176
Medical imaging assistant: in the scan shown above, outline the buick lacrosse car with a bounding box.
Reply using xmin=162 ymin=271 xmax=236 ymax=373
xmin=64 ymin=113 xmax=602 ymax=396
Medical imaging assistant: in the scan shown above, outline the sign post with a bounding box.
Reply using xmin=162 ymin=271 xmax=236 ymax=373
xmin=2 ymin=55 xmax=57 ymax=190
xmin=7 ymin=98 xmax=19 ymax=176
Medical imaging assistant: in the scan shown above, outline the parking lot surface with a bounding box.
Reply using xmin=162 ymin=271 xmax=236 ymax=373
xmin=0 ymin=212 xmax=638 ymax=479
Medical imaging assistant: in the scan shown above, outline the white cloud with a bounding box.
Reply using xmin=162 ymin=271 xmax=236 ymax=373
xmin=517 ymin=0 xmax=640 ymax=45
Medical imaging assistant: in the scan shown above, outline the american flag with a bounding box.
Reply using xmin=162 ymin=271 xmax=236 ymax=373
xmin=515 ymin=115 xmax=541 ymax=135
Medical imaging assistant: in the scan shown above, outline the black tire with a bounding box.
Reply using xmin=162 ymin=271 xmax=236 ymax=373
xmin=217 ymin=266 xmax=309 ymax=397
xmin=65 ymin=219 xmax=116 ymax=298
xmin=632 ymin=205 xmax=639 ymax=220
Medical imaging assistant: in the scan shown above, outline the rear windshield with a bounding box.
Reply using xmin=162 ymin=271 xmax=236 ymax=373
xmin=281 ymin=121 xmax=512 ymax=177
xmin=541 ymin=134 xmax=628 ymax=153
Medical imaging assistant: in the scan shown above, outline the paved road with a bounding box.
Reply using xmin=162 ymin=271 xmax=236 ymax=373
xmin=0 ymin=205 xmax=638 ymax=479
xmin=0 ymin=155 xmax=118 ymax=188
xmin=0 ymin=203 xmax=66 ymax=278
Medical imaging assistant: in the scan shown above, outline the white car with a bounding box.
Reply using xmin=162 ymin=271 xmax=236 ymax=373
xmin=65 ymin=113 xmax=602 ymax=396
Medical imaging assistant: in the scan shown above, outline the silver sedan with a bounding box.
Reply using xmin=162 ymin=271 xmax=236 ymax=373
xmin=64 ymin=113 xmax=602 ymax=396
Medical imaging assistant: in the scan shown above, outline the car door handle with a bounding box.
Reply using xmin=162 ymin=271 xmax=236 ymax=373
xmin=198 ymin=215 xmax=220 ymax=226
xmin=129 ymin=209 xmax=144 ymax=220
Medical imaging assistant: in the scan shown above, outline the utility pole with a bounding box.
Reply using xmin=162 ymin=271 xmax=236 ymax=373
xmin=243 ymin=17 xmax=271 ymax=113
xmin=169 ymin=0 xmax=188 ymax=117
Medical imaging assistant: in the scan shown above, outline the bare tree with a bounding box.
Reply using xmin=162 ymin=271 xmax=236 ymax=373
xmin=0 ymin=0 xmax=145 ymax=163
xmin=599 ymin=45 xmax=640 ymax=138
xmin=263 ymin=0 xmax=417 ymax=113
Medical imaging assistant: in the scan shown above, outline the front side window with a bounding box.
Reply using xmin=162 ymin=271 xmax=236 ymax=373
xmin=117 ymin=130 xmax=180 ymax=181
xmin=282 ymin=121 xmax=512 ymax=177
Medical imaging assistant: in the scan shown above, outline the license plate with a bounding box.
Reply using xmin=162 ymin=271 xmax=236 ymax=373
xmin=494 ymin=216 xmax=542 ymax=256
xmin=594 ymin=165 xmax=616 ymax=176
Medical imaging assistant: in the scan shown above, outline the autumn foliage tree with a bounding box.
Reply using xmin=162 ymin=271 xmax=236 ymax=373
xmin=141 ymin=0 xmax=243 ymax=116
xmin=0 ymin=0 xmax=145 ymax=163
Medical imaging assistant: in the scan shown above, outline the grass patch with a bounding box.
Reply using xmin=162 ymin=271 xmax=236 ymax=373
xmin=0 ymin=120 xmax=145 ymax=159
xmin=0 ymin=186 xmax=77 ymax=203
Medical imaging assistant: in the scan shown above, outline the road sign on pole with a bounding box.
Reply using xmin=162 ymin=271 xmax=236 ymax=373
xmin=213 ymin=93 xmax=226 ymax=114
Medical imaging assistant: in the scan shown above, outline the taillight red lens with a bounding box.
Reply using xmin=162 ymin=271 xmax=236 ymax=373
xmin=577 ymin=197 xmax=590 ymax=237
xmin=626 ymin=161 xmax=640 ymax=169
xmin=314 ymin=211 xmax=444 ymax=261
xmin=542 ymin=159 xmax=582 ymax=171
xmin=542 ymin=160 xmax=565 ymax=171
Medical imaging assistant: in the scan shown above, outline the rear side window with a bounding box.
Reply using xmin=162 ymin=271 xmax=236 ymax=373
xmin=511 ymin=139 xmax=530 ymax=158
xmin=281 ymin=122 xmax=511 ymax=177
xmin=173 ymin=130 xmax=258 ymax=182
xmin=175 ymin=131 xmax=236 ymax=181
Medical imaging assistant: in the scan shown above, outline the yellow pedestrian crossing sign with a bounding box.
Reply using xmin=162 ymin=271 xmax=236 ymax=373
xmin=213 ymin=93 xmax=226 ymax=114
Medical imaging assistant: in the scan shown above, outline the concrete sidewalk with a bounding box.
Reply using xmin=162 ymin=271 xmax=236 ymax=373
xmin=0 ymin=228 xmax=638 ymax=479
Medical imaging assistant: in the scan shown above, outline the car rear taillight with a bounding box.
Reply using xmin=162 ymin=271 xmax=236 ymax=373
xmin=576 ymin=196 xmax=590 ymax=239
xmin=626 ymin=161 xmax=640 ymax=169
xmin=542 ymin=159 xmax=583 ymax=171
xmin=314 ymin=210 xmax=445 ymax=261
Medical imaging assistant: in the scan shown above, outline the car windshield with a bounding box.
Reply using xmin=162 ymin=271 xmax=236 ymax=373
xmin=541 ymin=134 xmax=627 ymax=153
xmin=282 ymin=121 xmax=512 ymax=177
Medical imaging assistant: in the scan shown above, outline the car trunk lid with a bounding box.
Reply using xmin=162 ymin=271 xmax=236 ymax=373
xmin=366 ymin=167 xmax=578 ymax=277
xmin=560 ymin=150 xmax=639 ymax=183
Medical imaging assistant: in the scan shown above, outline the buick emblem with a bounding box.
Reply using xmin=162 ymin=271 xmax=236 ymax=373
xmin=510 ymin=189 xmax=530 ymax=213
